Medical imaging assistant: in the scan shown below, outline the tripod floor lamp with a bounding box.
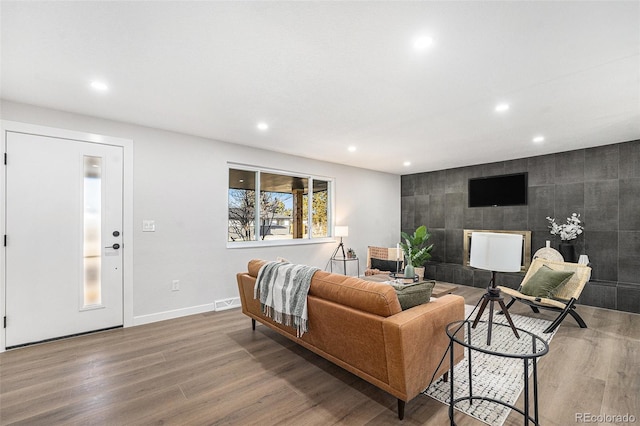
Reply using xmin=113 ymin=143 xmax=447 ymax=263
xmin=470 ymin=232 xmax=523 ymax=345
xmin=330 ymin=226 xmax=349 ymax=274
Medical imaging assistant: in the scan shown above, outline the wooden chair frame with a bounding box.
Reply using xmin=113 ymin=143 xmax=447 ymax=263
xmin=498 ymin=258 xmax=592 ymax=334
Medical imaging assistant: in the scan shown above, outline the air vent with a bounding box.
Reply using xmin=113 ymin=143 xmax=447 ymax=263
xmin=214 ymin=297 xmax=241 ymax=311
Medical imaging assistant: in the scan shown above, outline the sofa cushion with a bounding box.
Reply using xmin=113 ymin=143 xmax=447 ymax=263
xmin=309 ymin=271 xmax=402 ymax=317
xmin=248 ymin=259 xmax=266 ymax=277
xmin=390 ymin=281 xmax=435 ymax=310
xmin=248 ymin=259 xmax=402 ymax=317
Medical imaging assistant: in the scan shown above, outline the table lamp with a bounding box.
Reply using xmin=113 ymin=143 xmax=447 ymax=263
xmin=470 ymin=232 xmax=523 ymax=345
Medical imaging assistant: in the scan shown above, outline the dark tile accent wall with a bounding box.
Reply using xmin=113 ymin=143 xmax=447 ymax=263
xmin=619 ymin=231 xmax=640 ymax=284
xmin=401 ymin=139 xmax=640 ymax=314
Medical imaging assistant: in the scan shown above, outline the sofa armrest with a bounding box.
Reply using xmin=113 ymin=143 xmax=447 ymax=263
xmin=382 ymin=294 xmax=465 ymax=401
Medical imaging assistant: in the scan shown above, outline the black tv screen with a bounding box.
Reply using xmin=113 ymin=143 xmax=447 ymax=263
xmin=468 ymin=173 xmax=528 ymax=207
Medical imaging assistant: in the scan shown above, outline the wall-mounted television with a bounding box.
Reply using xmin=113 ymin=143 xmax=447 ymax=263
xmin=468 ymin=173 xmax=528 ymax=207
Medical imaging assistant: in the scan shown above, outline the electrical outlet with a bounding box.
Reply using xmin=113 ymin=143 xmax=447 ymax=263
xmin=172 ymin=280 xmax=180 ymax=291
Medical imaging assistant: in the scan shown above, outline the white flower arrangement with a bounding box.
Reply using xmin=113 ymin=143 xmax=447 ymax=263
xmin=546 ymin=213 xmax=584 ymax=241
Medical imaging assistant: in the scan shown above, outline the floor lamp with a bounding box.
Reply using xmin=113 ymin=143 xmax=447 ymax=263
xmin=470 ymin=232 xmax=523 ymax=345
xmin=330 ymin=226 xmax=349 ymax=274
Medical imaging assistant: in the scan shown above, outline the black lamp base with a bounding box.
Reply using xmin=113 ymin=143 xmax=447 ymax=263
xmin=471 ymin=272 xmax=520 ymax=345
xmin=329 ymin=238 xmax=347 ymax=275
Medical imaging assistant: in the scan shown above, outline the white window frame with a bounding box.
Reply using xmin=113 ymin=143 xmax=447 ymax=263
xmin=227 ymin=163 xmax=335 ymax=248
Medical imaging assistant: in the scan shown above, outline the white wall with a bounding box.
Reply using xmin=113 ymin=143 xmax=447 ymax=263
xmin=0 ymin=100 xmax=400 ymax=324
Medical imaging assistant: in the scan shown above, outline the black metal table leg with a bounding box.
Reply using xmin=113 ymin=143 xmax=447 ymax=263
xmin=524 ymin=358 xmax=529 ymax=425
xmin=533 ymin=340 xmax=539 ymax=424
xmin=467 ymin=321 xmax=473 ymax=404
xmin=449 ymin=338 xmax=455 ymax=425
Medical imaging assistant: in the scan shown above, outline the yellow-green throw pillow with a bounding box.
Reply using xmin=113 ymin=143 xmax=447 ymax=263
xmin=391 ymin=280 xmax=435 ymax=310
xmin=521 ymin=265 xmax=574 ymax=298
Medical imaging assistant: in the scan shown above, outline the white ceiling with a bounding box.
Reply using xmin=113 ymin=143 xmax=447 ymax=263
xmin=1 ymin=1 xmax=639 ymax=175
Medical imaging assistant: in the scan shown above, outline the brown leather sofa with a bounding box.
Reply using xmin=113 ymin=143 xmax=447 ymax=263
xmin=237 ymin=259 xmax=465 ymax=419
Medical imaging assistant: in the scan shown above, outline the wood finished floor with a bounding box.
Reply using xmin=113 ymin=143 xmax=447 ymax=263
xmin=1 ymin=286 xmax=638 ymax=425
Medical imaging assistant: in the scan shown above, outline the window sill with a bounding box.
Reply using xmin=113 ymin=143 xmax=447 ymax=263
xmin=227 ymin=237 xmax=336 ymax=249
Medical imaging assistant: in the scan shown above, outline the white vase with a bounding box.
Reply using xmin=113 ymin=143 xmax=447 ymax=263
xmin=415 ymin=266 xmax=425 ymax=280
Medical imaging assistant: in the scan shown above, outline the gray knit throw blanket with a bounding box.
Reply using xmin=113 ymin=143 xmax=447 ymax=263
xmin=254 ymin=261 xmax=319 ymax=337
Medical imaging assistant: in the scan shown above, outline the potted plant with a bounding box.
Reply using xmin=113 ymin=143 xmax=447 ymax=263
xmin=399 ymin=225 xmax=434 ymax=279
xmin=546 ymin=213 xmax=584 ymax=262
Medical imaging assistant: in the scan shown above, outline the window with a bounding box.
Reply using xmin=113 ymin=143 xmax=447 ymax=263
xmin=228 ymin=166 xmax=332 ymax=243
xmin=309 ymin=179 xmax=329 ymax=238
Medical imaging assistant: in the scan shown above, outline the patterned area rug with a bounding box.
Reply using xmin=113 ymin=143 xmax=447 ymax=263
xmin=423 ymin=306 xmax=557 ymax=426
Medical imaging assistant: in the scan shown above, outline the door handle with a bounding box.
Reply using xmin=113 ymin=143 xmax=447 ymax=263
xmin=105 ymin=243 xmax=120 ymax=250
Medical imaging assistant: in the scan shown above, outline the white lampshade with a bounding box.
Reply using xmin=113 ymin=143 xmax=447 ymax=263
xmin=334 ymin=226 xmax=349 ymax=237
xmin=470 ymin=232 xmax=523 ymax=272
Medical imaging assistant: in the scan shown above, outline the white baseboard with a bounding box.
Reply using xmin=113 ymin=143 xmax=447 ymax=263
xmin=214 ymin=297 xmax=241 ymax=311
xmin=133 ymin=303 xmax=216 ymax=326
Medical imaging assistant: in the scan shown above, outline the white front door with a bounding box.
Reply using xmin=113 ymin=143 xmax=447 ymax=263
xmin=4 ymin=131 xmax=124 ymax=348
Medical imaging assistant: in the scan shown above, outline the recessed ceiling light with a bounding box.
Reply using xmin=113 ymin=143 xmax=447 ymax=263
xmin=257 ymin=122 xmax=269 ymax=131
xmin=495 ymin=103 xmax=510 ymax=112
xmin=533 ymin=136 xmax=545 ymax=143
xmin=347 ymin=146 xmax=356 ymax=152
xmin=403 ymin=161 xmax=411 ymax=167
xmin=413 ymin=35 xmax=434 ymax=51
xmin=90 ymin=81 xmax=108 ymax=92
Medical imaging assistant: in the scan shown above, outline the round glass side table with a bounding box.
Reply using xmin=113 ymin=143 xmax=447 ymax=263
xmin=446 ymin=319 xmax=549 ymax=425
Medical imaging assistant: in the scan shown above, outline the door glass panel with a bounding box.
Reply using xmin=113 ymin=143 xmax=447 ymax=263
xmin=83 ymin=156 xmax=102 ymax=307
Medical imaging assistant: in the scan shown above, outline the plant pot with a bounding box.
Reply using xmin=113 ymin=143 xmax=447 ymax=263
xmin=415 ymin=266 xmax=425 ymax=280
xmin=558 ymin=242 xmax=577 ymax=263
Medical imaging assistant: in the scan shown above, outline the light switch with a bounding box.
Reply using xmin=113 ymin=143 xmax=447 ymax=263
xmin=142 ymin=220 xmax=155 ymax=232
